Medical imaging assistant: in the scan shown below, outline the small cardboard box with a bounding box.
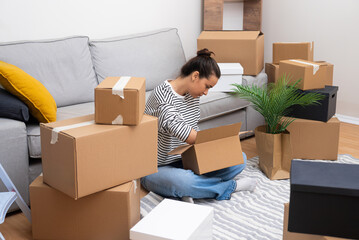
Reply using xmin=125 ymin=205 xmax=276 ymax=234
xmin=197 ymin=31 xmax=264 ymax=75
xmin=130 ymin=199 xmax=213 ymax=240
xmin=288 ymin=160 xmax=359 ymax=239
xmin=284 ymin=117 xmax=340 ymax=160
xmin=283 ymin=203 xmax=344 ymax=240
xmin=95 ymin=76 xmax=145 ymax=125
xmin=210 ymin=63 xmax=243 ymax=92
xmin=30 ymin=176 xmax=140 ymax=240
xmin=169 ymin=122 xmax=244 ymax=175
xmin=41 ymin=114 xmax=158 ymax=199
xmin=273 ymin=42 xmax=314 ymax=64
xmin=315 ymin=61 xmax=334 ymax=86
xmin=286 ymin=86 xmax=338 ymax=122
xmin=279 ymin=59 xmax=330 ymax=90
xmin=265 ymin=63 xmax=279 ymax=83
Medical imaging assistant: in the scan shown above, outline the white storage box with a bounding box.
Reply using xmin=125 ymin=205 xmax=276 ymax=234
xmin=130 ymin=199 xmax=214 ymax=240
xmin=211 ymin=63 xmax=243 ymax=92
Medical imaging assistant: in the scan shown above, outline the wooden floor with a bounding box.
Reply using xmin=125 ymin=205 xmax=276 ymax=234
xmin=1 ymin=122 xmax=358 ymax=239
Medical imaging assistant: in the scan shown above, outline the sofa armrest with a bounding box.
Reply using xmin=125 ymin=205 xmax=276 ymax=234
xmin=0 ymin=118 xmax=29 ymax=212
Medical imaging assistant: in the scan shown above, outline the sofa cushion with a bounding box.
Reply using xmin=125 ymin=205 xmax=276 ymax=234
xmin=0 ymin=88 xmax=30 ymax=122
xmin=0 ymin=61 xmax=57 ymax=122
xmin=199 ymin=92 xmax=250 ymax=122
xmin=27 ymin=102 xmax=94 ymax=158
xmin=0 ymin=36 xmax=98 ymax=107
xmin=89 ymin=28 xmax=186 ymax=91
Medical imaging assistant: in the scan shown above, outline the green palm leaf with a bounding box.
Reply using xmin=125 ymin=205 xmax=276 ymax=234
xmin=231 ymin=75 xmax=325 ymax=134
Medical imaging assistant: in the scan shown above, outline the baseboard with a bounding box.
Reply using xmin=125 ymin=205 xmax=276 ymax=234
xmin=336 ymin=114 xmax=359 ymax=125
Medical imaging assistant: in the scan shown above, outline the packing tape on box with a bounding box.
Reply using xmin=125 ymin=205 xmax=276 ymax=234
xmin=133 ymin=180 xmax=137 ymax=194
xmin=289 ymin=60 xmax=319 ymax=75
xmin=50 ymin=120 xmax=95 ymax=144
xmin=112 ymin=76 xmax=131 ymax=99
xmin=112 ymin=115 xmax=124 ymax=125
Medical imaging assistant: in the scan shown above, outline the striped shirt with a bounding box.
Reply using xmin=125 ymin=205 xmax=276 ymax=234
xmin=145 ymin=80 xmax=200 ymax=166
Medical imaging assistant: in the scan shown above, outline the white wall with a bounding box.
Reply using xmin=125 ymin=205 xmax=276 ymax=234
xmin=262 ymin=0 xmax=359 ymax=119
xmin=0 ymin=0 xmax=202 ymax=60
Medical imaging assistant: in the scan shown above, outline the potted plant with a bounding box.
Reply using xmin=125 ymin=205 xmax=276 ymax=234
xmin=232 ymin=75 xmax=324 ymax=180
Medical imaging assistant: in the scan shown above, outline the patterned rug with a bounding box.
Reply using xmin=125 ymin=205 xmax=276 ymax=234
xmin=140 ymin=154 xmax=359 ymax=240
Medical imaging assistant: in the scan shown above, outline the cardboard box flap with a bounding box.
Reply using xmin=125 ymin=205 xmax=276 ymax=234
xmin=168 ymin=144 xmax=193 ymax=155
xmin=195 ymin=122 xmax=242 ymax=144
xmin=198 ymin=31 xmax=261 ymax=40
xmin=96 ymin=76 xmax=145 ymax=90
xmin=218 ymin=63 xmax=244 ymax=75
xmin=291 ymin=160 xmax=359 ymax=197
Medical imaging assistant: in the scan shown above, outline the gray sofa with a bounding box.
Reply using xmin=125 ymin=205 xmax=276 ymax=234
xmin=0 ymin=28 xmax=265 ymax=212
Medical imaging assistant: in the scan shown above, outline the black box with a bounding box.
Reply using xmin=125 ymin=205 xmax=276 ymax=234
xmin=289 ymin=160 xmax=359 ymax=239
xmin=286 ymin=85 xmax=338 ymax=122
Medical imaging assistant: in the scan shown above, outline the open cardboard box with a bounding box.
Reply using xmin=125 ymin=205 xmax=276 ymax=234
xmin=169 ymin=122 xmax=244 ymax=175
xmin=197 ymin=31 xmax=264 ymax=75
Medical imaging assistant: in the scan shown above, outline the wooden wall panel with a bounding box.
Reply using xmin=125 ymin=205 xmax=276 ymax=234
xmin=243 ymin=0 xmax=262 ymax=31
xmin=204 ymin=0 xmax=224 ymax=30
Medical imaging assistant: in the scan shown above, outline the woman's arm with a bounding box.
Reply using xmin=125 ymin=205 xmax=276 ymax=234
xmin=185 ymin=129 xmax=197 ymax=145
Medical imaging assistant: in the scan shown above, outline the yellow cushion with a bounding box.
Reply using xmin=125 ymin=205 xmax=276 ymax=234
xmin=0 ymin=61 xmax=57 ymax=123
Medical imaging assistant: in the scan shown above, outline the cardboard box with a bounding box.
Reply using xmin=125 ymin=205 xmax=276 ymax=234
xmin=210 ymin=63 xmax=243 ymax=92
xmin=40 ymin=114 xmax=158 ymax=199
xmin=30 ymin=176 xmax=140 ymax=240
xmin=283 ymin=203 xmax=344 ymax=240
xmin=279 ymin=59 xmax=330 ymax=90
xmin=273 ymin=42 xmax=314 ymax=64
xmin=95 ymin=76 xmax=145 ymax=125
xmin=285 ymin=86 xmax=338 ymax=122
xmin=169 ymin=122 xmax=244 ymax=175
xmin=316 ymin=61 xmax=334 ymax=86
xmin=265 ymin=63 xmax=279 ymax=83
xmin=288 ymin=160 xmax=359 ymax=239
xmin=284 ymin=117 xmax=340 ymax=160
xmin=130 ymin=199 xmax=213 ymax=240
xmin=197 ymin=31 xmax=264 ymax=75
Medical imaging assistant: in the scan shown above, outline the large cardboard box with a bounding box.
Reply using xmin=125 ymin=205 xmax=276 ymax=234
xmin=30 ymin=176 xmax=140 ymax=240
xmin=284 ymin=117 xmax=340 ymax=160
xmin=285 ymin=86 xmax=338 ymax=122
xmin=265 ymin=63 xmax=279 ymax=83
xmin=130 ymin=199 xmax=213 ymax=240
xmin=169 ymin=122 xmax=244 ymax=175
xmin=210 ymin=63 xmax=243 ymax=92
xmin=197 ymin=31 xmax=264 ymax=75
xmin=283 ymin=203 xmax=344 ymax=240
xmin=279 ymin=59 xmax=331 ymax=90
xmin=273 ymin=42 xmax=314 ymax=64
xmin=95 ymin=76 xmax=145 ymax=125
xmin=40 ymin=114 xmax=158 ymax=199
xmin=288 ymin=160 xmax=359 ymax=239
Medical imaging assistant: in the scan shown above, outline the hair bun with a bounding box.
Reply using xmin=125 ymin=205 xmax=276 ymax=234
xmin=197 ymin=48 xmax=214 ymax=58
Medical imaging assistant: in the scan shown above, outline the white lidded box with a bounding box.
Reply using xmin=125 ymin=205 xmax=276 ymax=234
xmin=211 ymin=63 xmax=243 ymax=92
xmin=130 ymin=199 xmax=214 ymax=240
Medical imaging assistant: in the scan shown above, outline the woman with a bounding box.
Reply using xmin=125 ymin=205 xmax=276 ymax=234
xmin=142 ymin=48 xmax=256 ymax=203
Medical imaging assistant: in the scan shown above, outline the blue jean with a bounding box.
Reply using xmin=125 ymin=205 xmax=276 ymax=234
xmin=141 ymin=152 xmax=247 ymax=200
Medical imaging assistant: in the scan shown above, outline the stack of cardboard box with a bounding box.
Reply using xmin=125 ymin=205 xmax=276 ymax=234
xmin=30 ymin=76 xmax=158 ymax=240
xmin=266 ymin=42 xmax=340 ymax=161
